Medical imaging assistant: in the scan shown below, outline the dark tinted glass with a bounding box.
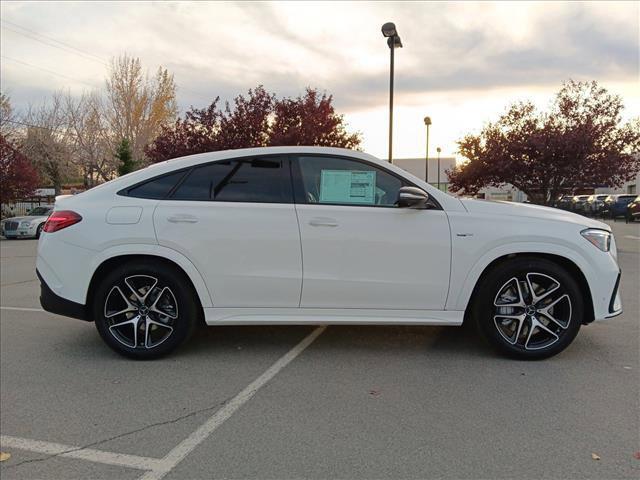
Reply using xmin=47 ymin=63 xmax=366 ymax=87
xmin=127 ymin=171 xmax=187 ymax=199
xmin=28 ymin=207 xmax=52 ymax=216
xmin=171 ymin=157 xmax=292 ymax=203
xmin=171 ymin=162 xmax=235 ymax=201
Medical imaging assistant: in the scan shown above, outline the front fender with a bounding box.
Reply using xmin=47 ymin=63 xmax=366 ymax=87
xmin=448 ymin=241 xmax=597 ymax=313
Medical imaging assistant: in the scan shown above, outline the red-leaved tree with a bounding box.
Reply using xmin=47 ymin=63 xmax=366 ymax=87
xmin=145 ymin=86 xmax=361 ymax=163
xmin=448 ymin=80 xmax=640 ymax=205
xmin=270 ymin=89 xmax=360 ymax=148
xmin=0 ymin=135 xmax=40 ymax=204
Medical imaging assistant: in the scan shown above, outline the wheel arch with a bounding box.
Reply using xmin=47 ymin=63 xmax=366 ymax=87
xmin=463 ymin=252 xmax=595 ymax=325
xmin=86 ymin=251 xmax=212 ymax=320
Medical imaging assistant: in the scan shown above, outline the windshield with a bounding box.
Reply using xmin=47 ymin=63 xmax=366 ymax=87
xmin=27 ymin=206 xmax=52 ymax=216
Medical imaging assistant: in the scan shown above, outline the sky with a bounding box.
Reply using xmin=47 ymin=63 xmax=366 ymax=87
xmin=1 ymin=1 xmax=638 ymax=160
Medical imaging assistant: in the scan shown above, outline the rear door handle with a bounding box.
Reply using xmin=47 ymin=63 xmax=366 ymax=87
xmin=309 ymin=217 xmax=338 ymax=227
xmin=167 ymin=214 xmax=198 ymax=224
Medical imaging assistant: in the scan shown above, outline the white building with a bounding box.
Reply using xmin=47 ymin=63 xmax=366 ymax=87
xmin=392 ymin=157 xmax=456 ymax=192
xmin=393 ymin=157 xmax=526 ymax=201
xmin=595 ymin=171 xmax=639 ymax=196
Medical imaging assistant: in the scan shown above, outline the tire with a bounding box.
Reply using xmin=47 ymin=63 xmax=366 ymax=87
xmin=93 ymin=260 xmax=199 ymax=359
xmin=35 ymin=223 xmax=43 ymax=239
xmin=473 ymin=257 xmax=583 ymax=360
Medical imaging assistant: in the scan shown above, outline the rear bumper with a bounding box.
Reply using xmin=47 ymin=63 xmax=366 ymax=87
xmin=37 ymin=269 xmax=90 ymax=321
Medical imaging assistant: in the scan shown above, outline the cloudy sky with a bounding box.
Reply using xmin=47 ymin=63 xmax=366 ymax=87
xmin=1 ymin=1 xmax=638 ymax=160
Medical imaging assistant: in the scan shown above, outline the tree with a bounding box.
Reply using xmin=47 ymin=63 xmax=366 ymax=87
xmin=0 ymin=135 xmax=40 ymax=204
xmin=105 ymin=54 xmax=178 ymax=165
xmin=270 ymin=88 xmax=360 ymax=148
xmin=145 ymin=86 xmax=361 ymax=163
xmin=22 ymin=94 xmax=75 ymax=195
xmin=1 ymin=93 xmax=19 ymax=141
xmin=217 ymin=86 xmax=275 ymax=149
xmin=144 ymin=100 xmax=222 ymax=163
xmin=448 ymin=80 xmax=640 ymax=205
xmin=63 ymin=91 xmax=116 ymax=187
xmin=115 ymin=138 xmax=136 ymax=176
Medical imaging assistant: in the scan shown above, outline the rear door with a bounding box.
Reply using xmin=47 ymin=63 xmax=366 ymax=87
xmin=153 ymin=156 xmax=302 ymax=308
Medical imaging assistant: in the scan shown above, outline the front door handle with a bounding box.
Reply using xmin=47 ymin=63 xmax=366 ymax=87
xmin=167 ymin=214 xmax=198 ymax=224
xmin=309 ymin=217 xmax=338 ymax=227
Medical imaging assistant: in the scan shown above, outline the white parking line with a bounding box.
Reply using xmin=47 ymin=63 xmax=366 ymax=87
xmin=624 ymin=235 xmax=640 ymax=240
xmin=1 ymin=326 xmax=326 ymax=478
xmin=0 ymin=435 xmax=164 ymax=471
xmin=139 ymin=325 xmax=327 ymax=480
xmin=0 ymin=306 xmax=45 ymax=313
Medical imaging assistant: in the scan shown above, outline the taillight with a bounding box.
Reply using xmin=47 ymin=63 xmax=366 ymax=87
xmin=42 ymin=210 xmax=82 ymax=233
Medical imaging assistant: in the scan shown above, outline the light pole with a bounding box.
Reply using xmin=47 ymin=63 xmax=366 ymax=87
xmin=424 ymin=116 xmax=431 ymax=184
xmin=436 ymin=147 xmax=442 ymax=191
xmin=381 ymin=22 xmax=402 ymax=163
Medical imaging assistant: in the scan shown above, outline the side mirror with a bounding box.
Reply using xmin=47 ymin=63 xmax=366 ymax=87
xmin=397 ymin=186 xmax=429 ymax=208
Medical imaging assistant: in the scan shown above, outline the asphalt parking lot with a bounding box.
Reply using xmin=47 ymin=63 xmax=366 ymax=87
xmin=1 ymin=220 xmax=638 ymax=480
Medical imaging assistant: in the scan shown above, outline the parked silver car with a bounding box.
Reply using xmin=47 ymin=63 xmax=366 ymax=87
xmin=1 ymin=205 xmax=54 ymax=239
xmin=586 ymin=194 xmax=609 ymax=216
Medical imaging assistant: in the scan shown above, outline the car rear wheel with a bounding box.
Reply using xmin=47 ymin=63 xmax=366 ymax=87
xmin=93 ymin=260 xmax=199 ymax=359
xmin=473 ymin=257 xmax=583 ymax=359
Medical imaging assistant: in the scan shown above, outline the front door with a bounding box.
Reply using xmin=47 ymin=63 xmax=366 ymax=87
xmin=292 ymin=155 xmax=451 ymax=310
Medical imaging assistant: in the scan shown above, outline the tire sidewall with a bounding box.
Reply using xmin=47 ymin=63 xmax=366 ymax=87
xmin=474 ymin=257 xmax=583 ymax=360
xmin=93 ymin=260 xmax=198 ymax=359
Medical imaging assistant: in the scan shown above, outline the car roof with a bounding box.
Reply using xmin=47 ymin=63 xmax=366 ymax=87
xmin=71 ymin=146 xmax=466 ymax=212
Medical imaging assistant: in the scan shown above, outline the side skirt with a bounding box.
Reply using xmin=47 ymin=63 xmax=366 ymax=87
xmin=203 ymin=308 xmax=464 ymax=326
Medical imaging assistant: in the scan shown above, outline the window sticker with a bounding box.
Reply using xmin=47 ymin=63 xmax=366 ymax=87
xmin=319 ymin=170 xmax=376 ymax=204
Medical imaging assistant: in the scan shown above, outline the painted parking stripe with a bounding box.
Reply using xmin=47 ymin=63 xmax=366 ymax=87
xmin=0 ymin=322 xmax=326 ymax=477
xmin=0 ymin=435 xmax=165 ymax=471
xmin=624 ymin=235 xmax=640 ymax=240
xmin=139 ymin=325 xmax=327 ymax=480
xmin=0 ymin=306 xmax=46 ymax=313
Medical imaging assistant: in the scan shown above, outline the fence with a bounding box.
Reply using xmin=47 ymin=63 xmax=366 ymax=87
xmin=1 ymin=196 xmax=56 ymax=219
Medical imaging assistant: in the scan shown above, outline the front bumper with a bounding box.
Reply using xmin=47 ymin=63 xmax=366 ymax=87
xmin=2 ymin=225 xmax=38 ymax=238
xmin=605 ymin=271 xmax=623 ymax=318
xmin=37 ymin=269 xmax=90 ymax=321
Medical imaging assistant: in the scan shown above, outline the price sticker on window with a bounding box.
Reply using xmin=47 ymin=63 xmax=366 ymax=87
xmin=319 ymin=170 xmax=376 ymax=205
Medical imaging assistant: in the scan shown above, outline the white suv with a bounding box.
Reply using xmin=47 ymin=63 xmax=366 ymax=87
xmin=36 ymin=147 xmax=622 ymax=359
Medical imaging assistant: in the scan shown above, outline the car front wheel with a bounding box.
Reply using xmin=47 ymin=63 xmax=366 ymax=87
xmin=474 ymin=257 xmax=583 ymax=359
xmin=93 ymin=260 xmax=199 ymax=359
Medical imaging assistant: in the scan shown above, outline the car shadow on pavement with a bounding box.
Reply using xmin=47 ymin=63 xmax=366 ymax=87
xmin=181 ymin=322 xmax=496 ymax=360
xmin=54 ymin=322 xmax=495 ymax=361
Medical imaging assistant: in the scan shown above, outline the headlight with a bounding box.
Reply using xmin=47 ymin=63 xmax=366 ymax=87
xmin=20 ymin=221 xmax=31 ymax=227
xmin=581 ymin=229 xmax=611 ymax=252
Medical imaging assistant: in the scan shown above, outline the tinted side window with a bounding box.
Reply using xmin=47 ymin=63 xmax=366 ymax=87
xmin=171 ymin=162 xmax=235 ymax=201
xmin=127 ymin=171 xmax=187 ymax=199
xmin=295 ymin=156 xmax=404 ymax=207
xmin=171 ymin=157 xmax=292 ymax=203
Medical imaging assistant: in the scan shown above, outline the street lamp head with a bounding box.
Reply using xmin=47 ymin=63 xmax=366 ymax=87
xmin=424 ymin=116 xmax=432 ymax=126
xmin=387 ymin=35 xmax=403 ymax=49
xmin=436 ymin=147 xmax=441 ymax=153
xmin=381 ymin=22 xmax=397 ymax=37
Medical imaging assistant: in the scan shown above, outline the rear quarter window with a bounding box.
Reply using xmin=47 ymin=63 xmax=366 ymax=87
xmin=124 ymin=170 xmax=188 ymax=199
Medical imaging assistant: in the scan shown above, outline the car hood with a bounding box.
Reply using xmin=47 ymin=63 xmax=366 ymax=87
xmin=1 ymin=216 xmax=46 ymax=223
xmin=460 ymin=199 xmax=611 ymax=231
